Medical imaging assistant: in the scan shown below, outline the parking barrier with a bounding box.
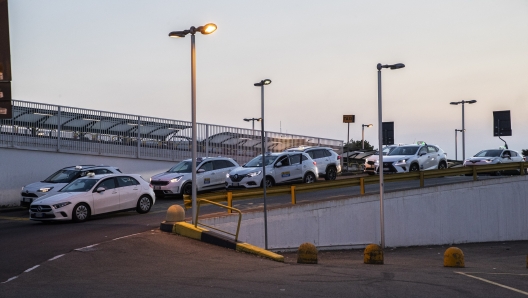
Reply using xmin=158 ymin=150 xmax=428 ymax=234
xmin=297 ymin=242 xmax=318 ymax=264
xmin=364 ymin=244 xmax=384 ymax=264
xmin=444 ymin=247 xmax=465 ymax=268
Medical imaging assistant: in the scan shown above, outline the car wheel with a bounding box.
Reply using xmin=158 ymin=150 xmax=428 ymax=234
xmin=72 ymin=203 xmax=90 ymax=223
xmin=438 ymin=161 xmax=447 ymax=170
xmin=136 ymin=195 xmax=152 ymax=214
xmin=409 ymin=163 xmax=420 ymax=172
xmin=325 ymin=167 xmax=337 ymax=180
xmin=182 ymin=183 xmax=193 ymax=195
xmin=304 ymin=172 xmax=316 ymax=184
xmin=261 ymin=177 xmax=274 ymax=188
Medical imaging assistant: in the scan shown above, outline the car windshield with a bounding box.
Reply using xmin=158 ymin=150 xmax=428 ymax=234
xmin=167 ymin=161 xmax=200 ymax=173
xmin=388 ymin=146 xmax=419 ymax=156
xmin=60 ymin=178 xmax=98 ymax=192
xmin=42 ymin=169 xmax=81 ymax=183
xmin=474 ymin=150 xmax=502 ymax=157
xmin=244 ymin=155 xmax=278 ymax=167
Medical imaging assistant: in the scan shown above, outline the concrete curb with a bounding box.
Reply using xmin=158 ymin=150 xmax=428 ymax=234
xmin=160 ymin=221 xmax=284 ymax=262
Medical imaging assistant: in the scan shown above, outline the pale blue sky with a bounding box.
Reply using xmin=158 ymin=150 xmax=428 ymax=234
xmin=8 ymin=0 xmax=528 ymax=157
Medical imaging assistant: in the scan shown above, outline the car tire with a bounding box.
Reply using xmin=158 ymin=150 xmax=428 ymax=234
xmin=182 ymin=183 xmax=193 ymax=196
xmin=261 ymin=177 xmax=274 ymax=188
xmin=438 ymin=161 xmax=447 ymax=170
xmin=304 ymin=172 xmax=316 ymax=184
xmin=72 ymin=203 xmax=90 ymax=223
xmin=136 ymin=195 xmax=152 ymax=214
xmin=325 ymin=167 xmax=337 ymax=181
xmin=409 ymin=163 xmax=420 ymax=172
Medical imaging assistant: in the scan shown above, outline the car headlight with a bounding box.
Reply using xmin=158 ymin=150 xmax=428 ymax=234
xmin=395 ymin=158 xmax=409 ymax=165
xmin=374 ymin=160 xmax=379 ymax=164
xmin=246 ymin=171 xmax=262 ymax=177
xmin=52 ymin=202 xmax=71 ymax=209
xmin=226 ymin=173 xmax=230 ymax=178
xmin=38 ymin=187 xmax=54 ymax=193
xmin=170 ymin=176 xmax=183 ymax=183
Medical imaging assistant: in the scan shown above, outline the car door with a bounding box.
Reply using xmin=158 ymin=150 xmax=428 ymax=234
xmin=289 ymin=153 xmax=304 ymax=180
xmin=196 ymin=161 xmax=214 ymax=190
xmin=213 ymin=160 xmax=237 ymax=188
xmin=272 ymin=154 xmax=298 ymax=183
xmin=311 ymin=149 xmax=327 ymax=174
xmin=416 ymin=146 xmax=430 ymax=170
xmin=116 ymin=176 xmax=141 ymax=209
xmin=426 ymin=146 xmax=440 ymax=169
xmin=92 ymin=177 xmax=120 ymax=214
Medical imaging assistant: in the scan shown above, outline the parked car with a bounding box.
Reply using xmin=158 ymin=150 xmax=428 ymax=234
xmin=284 ymin=146 xmax=341 ymax=180
xmin=226 ymin=152 xmax=318 ymax=188
xmin=21 ymin=165 xmax=122 ymax=207
xmin=29 ymin=173 xmax=155 ymax=222
xmin=367 ymin=142 xmax=447 ymax=174
xmin=463 ymin=148 xmax=525 ymax=175
xmin=150 ymin=157 xmax=239 ymax=198
xmin=364 ymin=144 xmax=405 ymax=175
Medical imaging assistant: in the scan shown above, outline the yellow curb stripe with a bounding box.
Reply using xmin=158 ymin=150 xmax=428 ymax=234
xmin=0 ymin=216 xmax=29 ymax=221
xmin=236 ymin=242 xmax=284 ymax=262
xmin=173 ymin=222 xmax=207 ymax=240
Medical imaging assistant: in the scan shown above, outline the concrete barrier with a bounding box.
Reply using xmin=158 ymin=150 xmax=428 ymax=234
xmin=444 ymin=247 xmax=465 ymax=268
xmin=297 ymin=243 xmax=318 ymax=264
xmin=364 ymin=244 xmax=384 ymax=264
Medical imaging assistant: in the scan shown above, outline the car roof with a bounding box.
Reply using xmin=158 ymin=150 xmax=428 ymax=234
xmin=61 ymin=165 xmax=115 ymax=170
xmin=284 ymin=146 xmax=333 ymax=152
xmin=182 ymin=156 xmax=234 ymax=162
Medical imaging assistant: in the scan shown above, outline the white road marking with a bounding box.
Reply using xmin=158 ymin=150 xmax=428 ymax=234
xmin=48 ymin=254 xmax=65 ymax=261
xmin=456 ymin=271 xmax=528 ymax=296
xmin=1 ymin=276 xmax=18 ymax=284
xmin=113 ymin=233 xmax=142 ymax=241
xmin=24 ymin=265 xmax=39 ymax=273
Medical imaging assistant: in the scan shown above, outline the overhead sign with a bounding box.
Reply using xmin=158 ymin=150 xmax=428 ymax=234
xmin=382 ymin=121 xmax=394 ymax=145
xmin=343 ymin=115 xmax=355 ymax=123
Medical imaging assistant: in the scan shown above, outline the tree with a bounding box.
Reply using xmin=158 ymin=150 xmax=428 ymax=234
xmin=344 ymin=139 xmax=374 ymax=152
xmin=522 ymin=149 xmax=528 ymax=156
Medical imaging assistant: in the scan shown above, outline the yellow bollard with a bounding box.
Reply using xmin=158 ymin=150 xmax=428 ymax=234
xmin=227 ymin=192 xmax=233 ymax=214
xmin=297 ymin=242 xmax=317 ymax=264
xmin=364 ymin=244 xmax=384 ymax=264
xmin=291 ymin=185 xmax=296 ymax=204
xmin=444 ymin=247 xmax=465 ymax=268
xmin=360 ymin=178 xmax=365 ymax=195
xmin=526 ymin=255 xmax=527 ymax=268
xmin=419 ymin=172 xmax=424 ymax=187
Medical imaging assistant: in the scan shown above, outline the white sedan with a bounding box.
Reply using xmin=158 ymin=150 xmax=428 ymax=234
xmin=29 ymin=173 xmax=155 ymax=222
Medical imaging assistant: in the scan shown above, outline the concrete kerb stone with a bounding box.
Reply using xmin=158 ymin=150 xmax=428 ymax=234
xmin=159 ymin=205 xmax=185 ymax=233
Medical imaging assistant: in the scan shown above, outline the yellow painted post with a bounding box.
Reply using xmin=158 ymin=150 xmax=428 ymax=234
xmin=521 ymin=162 xmax=525 ymax=176
xmin=227 ymin=191 xmax=233 ymax=214
xmin=472 ymin=166 xmax=477 ymax=181
xmin=291 ymin=185 xmax=296 ymax=204
xmin=360 ymin=178 xmax=365 ymax=195
xmin=420 ymin=172 xmax=424 ymax=187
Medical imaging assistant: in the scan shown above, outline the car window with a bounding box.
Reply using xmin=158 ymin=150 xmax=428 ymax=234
xmin=306 ymin=151 xmax=315 ymax=159
xmin=511 ymin=151 xmax=518 ymax=157
xmin=199 ymin=161 xmax=213 ymax=172
xmin=502 ymin=151 xmax=511 ymax=157
xmin=302 ymin=154 xmax=308 ymax=161
xmin=290 ymin=154 xmax=301 ymax=165
xmin=222 ymin=160 xmax=236 ymax=168
xmin=117 ymin=176 xmax=140 ymax=187
xmin=61 ymin=178 xmax=98 ymax=192
xmin=43 ymin=169 xmax=80 ymax=183
xmin=93 ymin=168 xmax=113 ymax=175
xmin=427 ymin=146 xmax=438 ymax=153
xmin=474 ymin=150 xmax=502 ymax=157
xmin=389 ymin=146 xmax=419 ymax=156
xmin=276 ymin=155 xmax=291 ymax=166
xmin=313 ymin=150 xmax=325 ymax=159
xmin=97 ymin=178 xmax=117 ymax=190
xmin=418 ymin=147 xmax=427 ymax=155
xmin=323 ymin=150 xmax=332 ymax=157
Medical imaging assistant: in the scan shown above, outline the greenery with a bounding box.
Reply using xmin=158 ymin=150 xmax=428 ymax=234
xmin=522 ymin=149 xmax=528 ymax=156
xmin=343 ymin=139 xmax=374 ymax=152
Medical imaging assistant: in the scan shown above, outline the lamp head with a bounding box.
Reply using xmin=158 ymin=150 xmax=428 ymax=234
xmin=389 ymin=63 xmax=405 ymax=70
xmin=254 ymin=79 xmax=272 ymax=87
xmin=169 ymin=31 xmax=188 ymax=38
xmin=450 ymin=102 xmax=460 ymax=105
xmin=199 ymin=23 xmax=217 ymax=35
xmin=467 ymin=100 xmax=477 ymax=104
xmin=243 ymin=118 xmax=251 ymax=122
xmin=367 ymin=124 xmax=373 ymax=128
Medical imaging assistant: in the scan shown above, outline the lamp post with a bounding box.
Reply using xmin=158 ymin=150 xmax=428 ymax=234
xmin=454 ymin=129 xmax=464 ymax=161
xmin=243 ymin=118 xmax=261 ymax=137
xmin=254 ymin=79 xmax=271 ymax=249
xmin=362 ymin=124 xmax=373 ymax=150
xmin=169 ymin=23 xmax=217 ymax=224
xmin=377 ymin=63 xmax=405 ymax=249
xmin=450 ymin=100 xmax=477 ymax=161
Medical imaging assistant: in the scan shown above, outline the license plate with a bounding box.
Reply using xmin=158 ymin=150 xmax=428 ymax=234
xmin=383 ymin=168 xmax=389 ymax=171
xmin=232 ymin=182 xmax=239 ymax=187
xmin=23 ymin=197 xmax=31 ymax=202
xmin=35 ymin=213 xmax=43 ymax=218
xmin=154 ymin=186 xmax=161 ymax=190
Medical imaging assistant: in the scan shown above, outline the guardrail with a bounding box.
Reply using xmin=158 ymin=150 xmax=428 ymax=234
xmin=194 ymin=198 xmax=243 ymax=241
xmin=184 ymin=162 xmax=527 ymax=212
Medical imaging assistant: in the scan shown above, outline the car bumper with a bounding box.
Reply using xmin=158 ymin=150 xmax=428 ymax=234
xmin=29 ymin=210 xmax=71 ymax=221
xmin=151 ymin=184 xmax=180 ymax=196
xmin=225 ymin=177 xmax=261 ymax=189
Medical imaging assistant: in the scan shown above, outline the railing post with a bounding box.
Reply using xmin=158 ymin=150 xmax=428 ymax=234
xmin=137 ymin=116 xmax=141 ymax=158
xmin=420 ymin=172 xmax=424 ymax=188
xmin=520 ymin=162 xmax=525 ymax=176
xmin=291 ymin=185 xmax=296 ymax=204
xmin=227 ymin=191 xmax=233 ymax=213
xmin=360 ymin=177 xmax=365 ymax=195
xmin=57 ymin=106 xmax=61 ymax=152
xmin=472 ymin=166 xmax=477 ymax=181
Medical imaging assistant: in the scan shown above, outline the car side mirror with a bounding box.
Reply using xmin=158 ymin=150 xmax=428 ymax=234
xmin=96 ymin=187 xmax=106 ymax=193
xmin=419 ymin=152 xmax=426 ymax=156
xmin=197 ymin=169 xmax=205 ymax=173
xmin=275 ymin=162 xmax=283 ymax=168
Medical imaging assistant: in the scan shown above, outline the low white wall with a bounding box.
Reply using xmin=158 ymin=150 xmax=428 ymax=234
xmin=200 ymin=175 xmax=528 ymax=249
xmin=0 ymin=147 xmax=177 ymax=207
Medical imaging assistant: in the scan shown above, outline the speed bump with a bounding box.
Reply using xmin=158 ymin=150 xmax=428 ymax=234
xmin=444 ymin=247 xmax=465 ymax=268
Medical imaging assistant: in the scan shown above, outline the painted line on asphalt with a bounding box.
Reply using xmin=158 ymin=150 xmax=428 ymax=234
xmin=1 ymin=276 xmax=18 ymax=284
xmin=0 ymin=216 xmax=29 ymax=221
xmin=456 ymin=271 xmax=528 ymax=296
xmin=48 ymin=254 xmax=65 ymax=261
xmin=24 ymin=265 xmax=39 ymax=273
xmin=113 ymin=232 xmax=142 ymax=241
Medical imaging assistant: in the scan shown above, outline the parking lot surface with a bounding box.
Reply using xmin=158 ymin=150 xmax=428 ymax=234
xmin=1 ymin=229 xmax=527 ymax=297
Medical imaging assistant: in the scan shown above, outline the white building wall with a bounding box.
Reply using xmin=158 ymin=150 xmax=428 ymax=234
xmin=200 ymin=176 xmax=528 ymax=249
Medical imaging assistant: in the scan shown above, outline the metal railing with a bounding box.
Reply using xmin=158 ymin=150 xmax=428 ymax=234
xmin=0 ymin=100 xmax=343 ymax=164
xmin=194 ymin=198 xmax=242 ymax=241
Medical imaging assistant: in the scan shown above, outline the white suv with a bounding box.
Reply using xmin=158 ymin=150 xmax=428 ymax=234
xmin=226 ymin=152 xmax=318 ymax=188
xmin=21 ymin=165 xmax=122 ymax=207
xmin=284 ymin=146 xmax=341 ymax=180
xmin=375 ymin=143 xmax=447 ymax=173
xmin=364 ymin=144 xmax=406 ymax=175
xmin=150 ymin=157 xmax=239 ymax=197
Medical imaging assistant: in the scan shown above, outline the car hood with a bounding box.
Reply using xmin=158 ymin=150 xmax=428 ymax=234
xmin=365 ymin=154 xmax=380 ymax=162
xmin=23 ymin=181 xmax=68 ymax=192
xmin=466 ymin=157 xmax=498 ymax=162
xmin=32 ymin=192 xmax=85 ymax=205
xmin=151 ymin=172 xmax=190 ymax=181
xmin=383 ymin=155 xmax=414 ymax=162
xmin=229 ymin=166 xmax=267 ymax=176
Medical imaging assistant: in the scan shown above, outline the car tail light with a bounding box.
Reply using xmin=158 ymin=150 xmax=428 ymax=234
xmin=313 ymin=161 xmax=317 ymax=166
xmin=337 ymin=156 xmax=341 ymax=160
xmin=149 ymin=184 xmax=153 ymax=189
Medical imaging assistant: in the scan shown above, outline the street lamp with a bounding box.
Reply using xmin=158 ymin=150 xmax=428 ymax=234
xmin=450 ymin=100 xmax=477 ymax=161
xmin=243 ymin=118 xmax=261 ymax=136
xmin=454 ymin=129 xmax=464 ymax=161
xmin=362 ymin=124 xmax=373 ymax=150
xmin=377 ymin=62 xmax=405 ymax=249
xmin=169 ymin=23 xmax=217 ymax=224
xmin=254 ymin=78 xmax=271 ymax=249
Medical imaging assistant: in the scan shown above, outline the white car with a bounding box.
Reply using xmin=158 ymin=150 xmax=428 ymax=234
xmin=373 ymin=143 xmax=448 ymax=173
xmin=226 ymin=152 xmax=318 ymax=188
xmin=21 ymin=165 xmax=122 ymax=207
xmin=29 ymin=173 xmax=155 ymax=222
xmin=150 ymin=157 xmax=239 ymax=197
xmin=463 ymin=148 xmax=524 ymax=175
xmin=364 ymin=145 xmax=403 ymax=175
xmin=284 ymin=146 xmax=341 ymax=180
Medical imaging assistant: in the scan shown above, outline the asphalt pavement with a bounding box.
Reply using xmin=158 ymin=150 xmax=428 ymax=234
xmin=2 ymin=228 xmax=527 ymax=298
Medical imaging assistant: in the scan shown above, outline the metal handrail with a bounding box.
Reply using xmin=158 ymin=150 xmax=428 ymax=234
xmin=194 ymin=198 xmax=242 ymax=242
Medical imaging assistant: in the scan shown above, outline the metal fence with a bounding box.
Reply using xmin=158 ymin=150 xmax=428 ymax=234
xmin=0 ymin=100 xmax=343 ymax=164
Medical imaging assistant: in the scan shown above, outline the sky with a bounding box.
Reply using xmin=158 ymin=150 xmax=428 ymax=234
xmin=7 ymin=0 xmax=528 ymax=158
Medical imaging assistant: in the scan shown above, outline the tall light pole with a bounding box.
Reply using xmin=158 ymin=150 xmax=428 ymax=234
xmin=169 ymin=23 xmax=217 ymax=224
xmin=254 ymin=79 xmax=271 ymax=249
xmin=454 ymin=129 xmax=463 ymax=161
xmin=450 ymin=100 xmax=477 ymax=161
xmin=362 ymin=124 xmax=373 ymax=150
xmin=243 ymin=118 xmax=261 ymax=137
xmin=377 ymin=62 xmax=405 ymax=249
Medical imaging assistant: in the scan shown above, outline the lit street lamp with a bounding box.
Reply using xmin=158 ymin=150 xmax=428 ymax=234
xmin=169 ymin=23 xmax=217 ymax=224
xmin=377 ymin=62 xmax=405 ymax=249
xmin=362 ymin=124 xmax=373 ymax=150
xmin=254 ymin=78 xmax=271 ymax=249
xmin=243 ymin=118 xmax=261 ymax=136
xmin=450 ymin=100 xmax=477 ymax=161
xmin=454 ymin=128 xmax=464 ymax=161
